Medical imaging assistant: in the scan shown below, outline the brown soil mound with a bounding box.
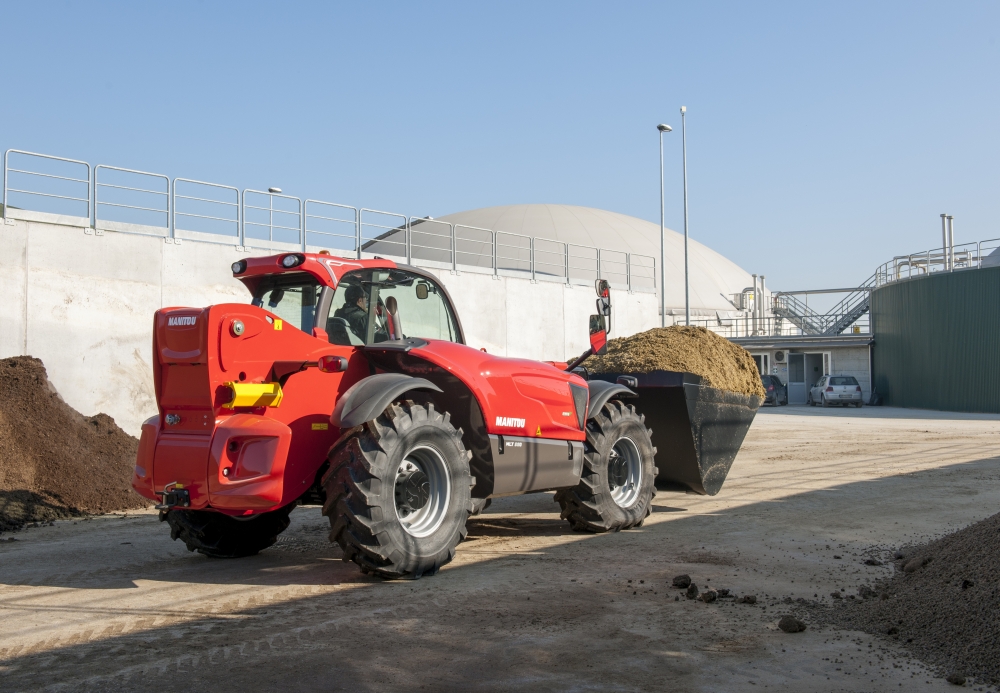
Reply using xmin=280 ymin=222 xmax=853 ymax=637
xmin=828 ymin=511 xmax=1000 ymax=686
xmin=585 ymin=326 xmax=765 ymax=398
xmin=0 ymin=356 xmax=148 ymax=531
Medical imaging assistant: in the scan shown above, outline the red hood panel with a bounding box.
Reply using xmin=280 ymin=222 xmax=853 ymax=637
xmin=409 ymin=341 xmax=587 ymax=440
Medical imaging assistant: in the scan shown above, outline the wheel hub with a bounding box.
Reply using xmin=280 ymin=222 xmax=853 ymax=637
xmin=394 ymin=464 xmax=430 ymax=515
xmin=607 ymin=437 xmax=642 ymax=509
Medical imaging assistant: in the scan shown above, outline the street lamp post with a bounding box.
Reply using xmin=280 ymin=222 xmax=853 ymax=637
xmin=680 ymin=106 xmax=690 ymax=326
xmin=657 ymin=123 xmax=672 ymax=328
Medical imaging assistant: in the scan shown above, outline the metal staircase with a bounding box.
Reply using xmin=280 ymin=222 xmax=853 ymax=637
xmin=771 ymin=273 xmax=875 ymax=336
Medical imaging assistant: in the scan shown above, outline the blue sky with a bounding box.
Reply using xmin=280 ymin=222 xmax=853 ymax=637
xmin=2 ymin=1 xmax=997 ymax=290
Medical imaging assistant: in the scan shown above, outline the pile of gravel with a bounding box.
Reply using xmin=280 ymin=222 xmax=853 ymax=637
xmin=826 ymin=511 xmax=1000 ymax=686
xmin=0 ymin=356 xmax=148 ymax=531
xmin=585 ymin=326 xmax=766 ymax=398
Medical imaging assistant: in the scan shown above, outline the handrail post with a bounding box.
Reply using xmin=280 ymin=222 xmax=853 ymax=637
xmin=239 ymin=189 xmax=245 ymax=247
xmin=597 ymin=248 xmax=602 ymax=282
xmin=564 ymin=243 xmax=570 ymax=285
xmin=2 ymin=149 xmax=7 ymax=219
xmin=406 ymin=218 xmax=412 ymax=264
xmin=451 ymin=223 xmax=457 ymax=272
xmin=90 ymin=165 xmax=96 ymax=228
xmin=530 ymin=236 xmax=535 ymax=282
xmin=300 ymin=198 xmax=306 ymax=252
xmin=355 ymin=208 xmax=361 ymax=259
xmin=168 ymin=178 xmax=174 ymax=239
xmin=626 ymin=253 xmax=631 ymax=293
xmin=492 ymin=231 xmax=498 ymax=277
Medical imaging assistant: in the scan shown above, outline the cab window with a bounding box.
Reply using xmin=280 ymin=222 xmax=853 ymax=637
xmin=326 ymin=269 xmax=461 ymax=345
xmin=251 ymin=272 xmax=321 ymax=333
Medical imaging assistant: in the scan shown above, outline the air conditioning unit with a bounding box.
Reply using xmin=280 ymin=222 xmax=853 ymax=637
xmin=774 ymin=350 xmax=786 ymax=363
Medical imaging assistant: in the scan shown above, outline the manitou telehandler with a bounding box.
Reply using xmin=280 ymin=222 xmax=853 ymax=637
xmin=134 ymin=252 xmax=758 ymax=578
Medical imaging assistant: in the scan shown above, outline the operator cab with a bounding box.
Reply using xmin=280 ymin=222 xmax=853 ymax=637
xmin=248 ymin=266 xmax=464 ymax=347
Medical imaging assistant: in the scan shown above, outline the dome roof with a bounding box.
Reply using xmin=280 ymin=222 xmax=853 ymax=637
xmin=437 ymin=204 xmax=753 ymax=316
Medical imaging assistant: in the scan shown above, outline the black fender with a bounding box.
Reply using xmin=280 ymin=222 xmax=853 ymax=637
xmin=587 ymin=379 xmax=635 ymax=420
xmin=331 ymin=373 xmax=443 ymax=428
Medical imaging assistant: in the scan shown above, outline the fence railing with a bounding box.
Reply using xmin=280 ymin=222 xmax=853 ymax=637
xmin=2 ymin=148 xmax=656 ymax=291
xmin=689 ymin=314 xmax=872 ymax=340
xmin=874 ymin=239 xmax=1000 ymax=287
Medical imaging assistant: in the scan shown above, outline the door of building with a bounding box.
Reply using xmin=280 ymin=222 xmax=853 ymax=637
xmin=752 ymin=354 xmax=770 ymax=376
xmin=787 ymin=353 xmax=806 ymax=403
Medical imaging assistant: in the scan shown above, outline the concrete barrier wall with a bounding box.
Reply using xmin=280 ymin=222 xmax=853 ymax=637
xmin=0 ymin=218 xmax=658 ymax=435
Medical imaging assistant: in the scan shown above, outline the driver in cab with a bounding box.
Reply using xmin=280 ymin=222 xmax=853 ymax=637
xmin=333 ymin=284 xmax=368 ymax=341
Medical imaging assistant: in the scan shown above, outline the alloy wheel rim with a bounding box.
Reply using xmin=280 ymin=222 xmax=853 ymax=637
xmin=608 ymin=436 xmax=642 ymax=508
xmin=394 ymin=446 xmax=450 ymax=537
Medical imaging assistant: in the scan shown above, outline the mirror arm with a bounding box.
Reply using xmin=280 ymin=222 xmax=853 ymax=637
xmin=564 ymin=348 xmax=594 ymax=373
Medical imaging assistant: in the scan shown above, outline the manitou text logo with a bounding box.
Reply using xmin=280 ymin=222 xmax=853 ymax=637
xmin=495 ymin=416 xmax=525 ymax=428
xmin=167 ymin=316 xmax=197 ymax=327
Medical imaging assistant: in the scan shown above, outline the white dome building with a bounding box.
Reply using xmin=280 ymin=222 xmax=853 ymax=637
xmin=436 ymin=204 xmax=753 ymax=319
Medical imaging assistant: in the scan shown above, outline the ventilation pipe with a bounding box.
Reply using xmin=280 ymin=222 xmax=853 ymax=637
xmin=947 ymin=215 xmax=955 ymax=270
xmin=941 ymin=214 xmax=949 ymax=270
xmin=751 ymin=274 xmax=758 ymax=335
xmin=760 ymin=275 xmax=767 ymax=335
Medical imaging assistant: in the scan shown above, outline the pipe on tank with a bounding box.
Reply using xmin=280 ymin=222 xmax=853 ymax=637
xmin=751 ymin=274 xmax=758 ymax=336
xmin=941 ymin=214 xmax=949 ymax=270
xmin=760 ymin=275 xmax=767 ymax=335
xmin=947 ymin=215 xmax=955 ymax=270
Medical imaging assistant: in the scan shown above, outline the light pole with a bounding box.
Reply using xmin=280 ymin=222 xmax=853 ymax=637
xmin=657 ymin=123 xmax=672 ymax=328
xmin=680 ymin=106 xmax=690 ymax=326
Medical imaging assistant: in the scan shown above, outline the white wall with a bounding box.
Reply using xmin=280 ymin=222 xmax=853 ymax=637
xmin=0 ymin=218 xmax=659 ymax=436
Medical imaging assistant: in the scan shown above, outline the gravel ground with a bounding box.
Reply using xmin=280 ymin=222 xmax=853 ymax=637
xmin=2 ymin=405 xmax=1000 ymax=692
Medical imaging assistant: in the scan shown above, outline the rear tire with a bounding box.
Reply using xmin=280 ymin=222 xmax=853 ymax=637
xmin=162 ymin=505 xmax=293 ymax=558
xmin=554 ymin=401 xmax=657 ymax=533
xmin=821 ymin=395 xmax=830 ymax=408
xmin=323 ymin=400 xmax=473 ymax=579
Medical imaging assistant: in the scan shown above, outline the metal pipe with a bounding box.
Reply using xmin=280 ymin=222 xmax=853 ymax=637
xmin=941 ymin=214 xmax=948 ymax=271
xmin=658 ymin=127 xmax=667 ymax=327
xmin=681 ymin=106 xmax=690 ymax=326
xmin=751 ymin=273 xmax=758 ymax=335
xmin=947 ymin=215 xmax=955 ymax=270
xmin=760 ymin=275 xmax=766 ymax=335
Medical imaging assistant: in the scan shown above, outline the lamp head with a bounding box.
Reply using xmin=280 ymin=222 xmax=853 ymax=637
xmin=657 ymin=124 xmax=672 ymax=132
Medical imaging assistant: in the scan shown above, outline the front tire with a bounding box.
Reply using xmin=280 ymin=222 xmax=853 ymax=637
xmin=162 ymin=505 xmax=293 ymax=558
xmin=323 ymin=400 xmax=473 ymax=579
xmin=554 ymin=401 xmax=657 ymax=532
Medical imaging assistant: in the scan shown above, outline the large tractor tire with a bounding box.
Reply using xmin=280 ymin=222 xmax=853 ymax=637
xmin=162 ymin=504 xmax=293 ymax=558
xmin=323 ymin=400 xmax=474 ymax=579
xmin=554 ymin=400 xmax=657 ymax=533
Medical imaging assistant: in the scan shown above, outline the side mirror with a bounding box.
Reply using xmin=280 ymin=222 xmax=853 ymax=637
xmin=415 ymin=283 xmax=429 ymax=300
xmin=595 ymin=279 xmax=610 ymax=317
xmin=589 ymin=314 xmax=608 ymax=355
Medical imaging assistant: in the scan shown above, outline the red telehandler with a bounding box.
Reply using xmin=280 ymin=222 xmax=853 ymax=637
xmin=134 ymin=252 xmax=656 ymax=578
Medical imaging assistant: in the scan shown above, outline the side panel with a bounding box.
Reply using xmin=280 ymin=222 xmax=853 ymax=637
xmin=208 ymin=414 xmax=292 ymax=510
xmin=132 ymin=416 xmax=159 ymax=501
xmin=488 ymin=434 xmax=584 ymax=495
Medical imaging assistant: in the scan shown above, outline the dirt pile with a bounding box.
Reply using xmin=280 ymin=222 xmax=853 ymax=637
xmin=828 ymin=511 xmax=1000 ymax=686
xmin=585 ymin=326 xmax=766 ymax=398
xmin=0 ymin=356 xmax=148 ymax=531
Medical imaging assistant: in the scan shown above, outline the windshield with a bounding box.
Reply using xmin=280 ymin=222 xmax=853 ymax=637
xmin=251 ymin=272 xmax=321 ymax=333
xmin=326 ymin=269 xmax=461 ymax=346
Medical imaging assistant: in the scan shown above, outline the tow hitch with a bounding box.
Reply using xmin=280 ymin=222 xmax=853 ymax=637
xmin=155 ymin=482 xmax=191 ymax=510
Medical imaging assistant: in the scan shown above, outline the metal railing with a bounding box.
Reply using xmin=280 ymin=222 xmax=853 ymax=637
xmin=94 ymin=164 xmax=170 ymax=235
xmin=2 ymin=148 xmax=657 ymax=291
xmin=689 ymin=314 xmax=871 ymax=340
xmin=874 ymin=238 xmax=1000 ymax=286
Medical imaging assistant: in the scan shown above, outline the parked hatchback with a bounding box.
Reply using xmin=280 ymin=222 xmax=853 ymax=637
xmin=808 ymin=375 xmax=863 ymax=408
xmin=761 ymin=375 xmax=788 ymax=406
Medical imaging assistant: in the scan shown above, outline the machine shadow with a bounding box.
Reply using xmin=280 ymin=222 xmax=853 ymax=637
xmin=2 ymin=453 xmax=999 ymax=692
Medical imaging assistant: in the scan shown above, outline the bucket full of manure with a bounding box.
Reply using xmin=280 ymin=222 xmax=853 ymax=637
xmin=584 ymin=326 xmax=764 ymax=496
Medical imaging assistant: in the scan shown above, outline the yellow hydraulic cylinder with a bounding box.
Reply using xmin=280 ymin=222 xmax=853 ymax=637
xmin=222 ymin=382 xmax=283 ymax=409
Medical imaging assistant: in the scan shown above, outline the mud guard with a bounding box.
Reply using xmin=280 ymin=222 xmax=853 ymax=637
xmin=331 ymin=372 xmax=443 ymax=428
xmin=586 ymin=380 xmax=635 ymax=420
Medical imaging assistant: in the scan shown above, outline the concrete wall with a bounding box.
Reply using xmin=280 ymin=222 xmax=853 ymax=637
xmin=0 ymin=217 xmax=659 ymax=436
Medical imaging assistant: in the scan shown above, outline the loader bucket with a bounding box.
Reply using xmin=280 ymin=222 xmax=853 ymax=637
xmin=591 ymin=370 xmax=761 ymax=496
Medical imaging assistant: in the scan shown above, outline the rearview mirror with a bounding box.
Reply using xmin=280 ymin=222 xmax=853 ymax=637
xmin=595 ymin=279 xmax=610 ymax=317
xmin=415 ymin=283 xmax=429 ymax=300
xmin=589 ymin=314 xmax=608 ymax=355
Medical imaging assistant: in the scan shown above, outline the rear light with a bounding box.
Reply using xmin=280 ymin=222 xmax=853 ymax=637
xmin=232 ymin=259 xmax=247 ymax=274
xmin=825 ymin=386 xmax=834 ymax=392
xmin=281 ymin=253 xmax=304 ymax=268
xmin=856 ymin=386 xmax=862 ymax=392
xmin=767 ymin=385 xmax=774 ymax=391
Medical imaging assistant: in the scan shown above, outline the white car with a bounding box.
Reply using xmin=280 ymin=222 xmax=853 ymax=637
xmin=808 ymin=375 xmax=863 ymax=408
